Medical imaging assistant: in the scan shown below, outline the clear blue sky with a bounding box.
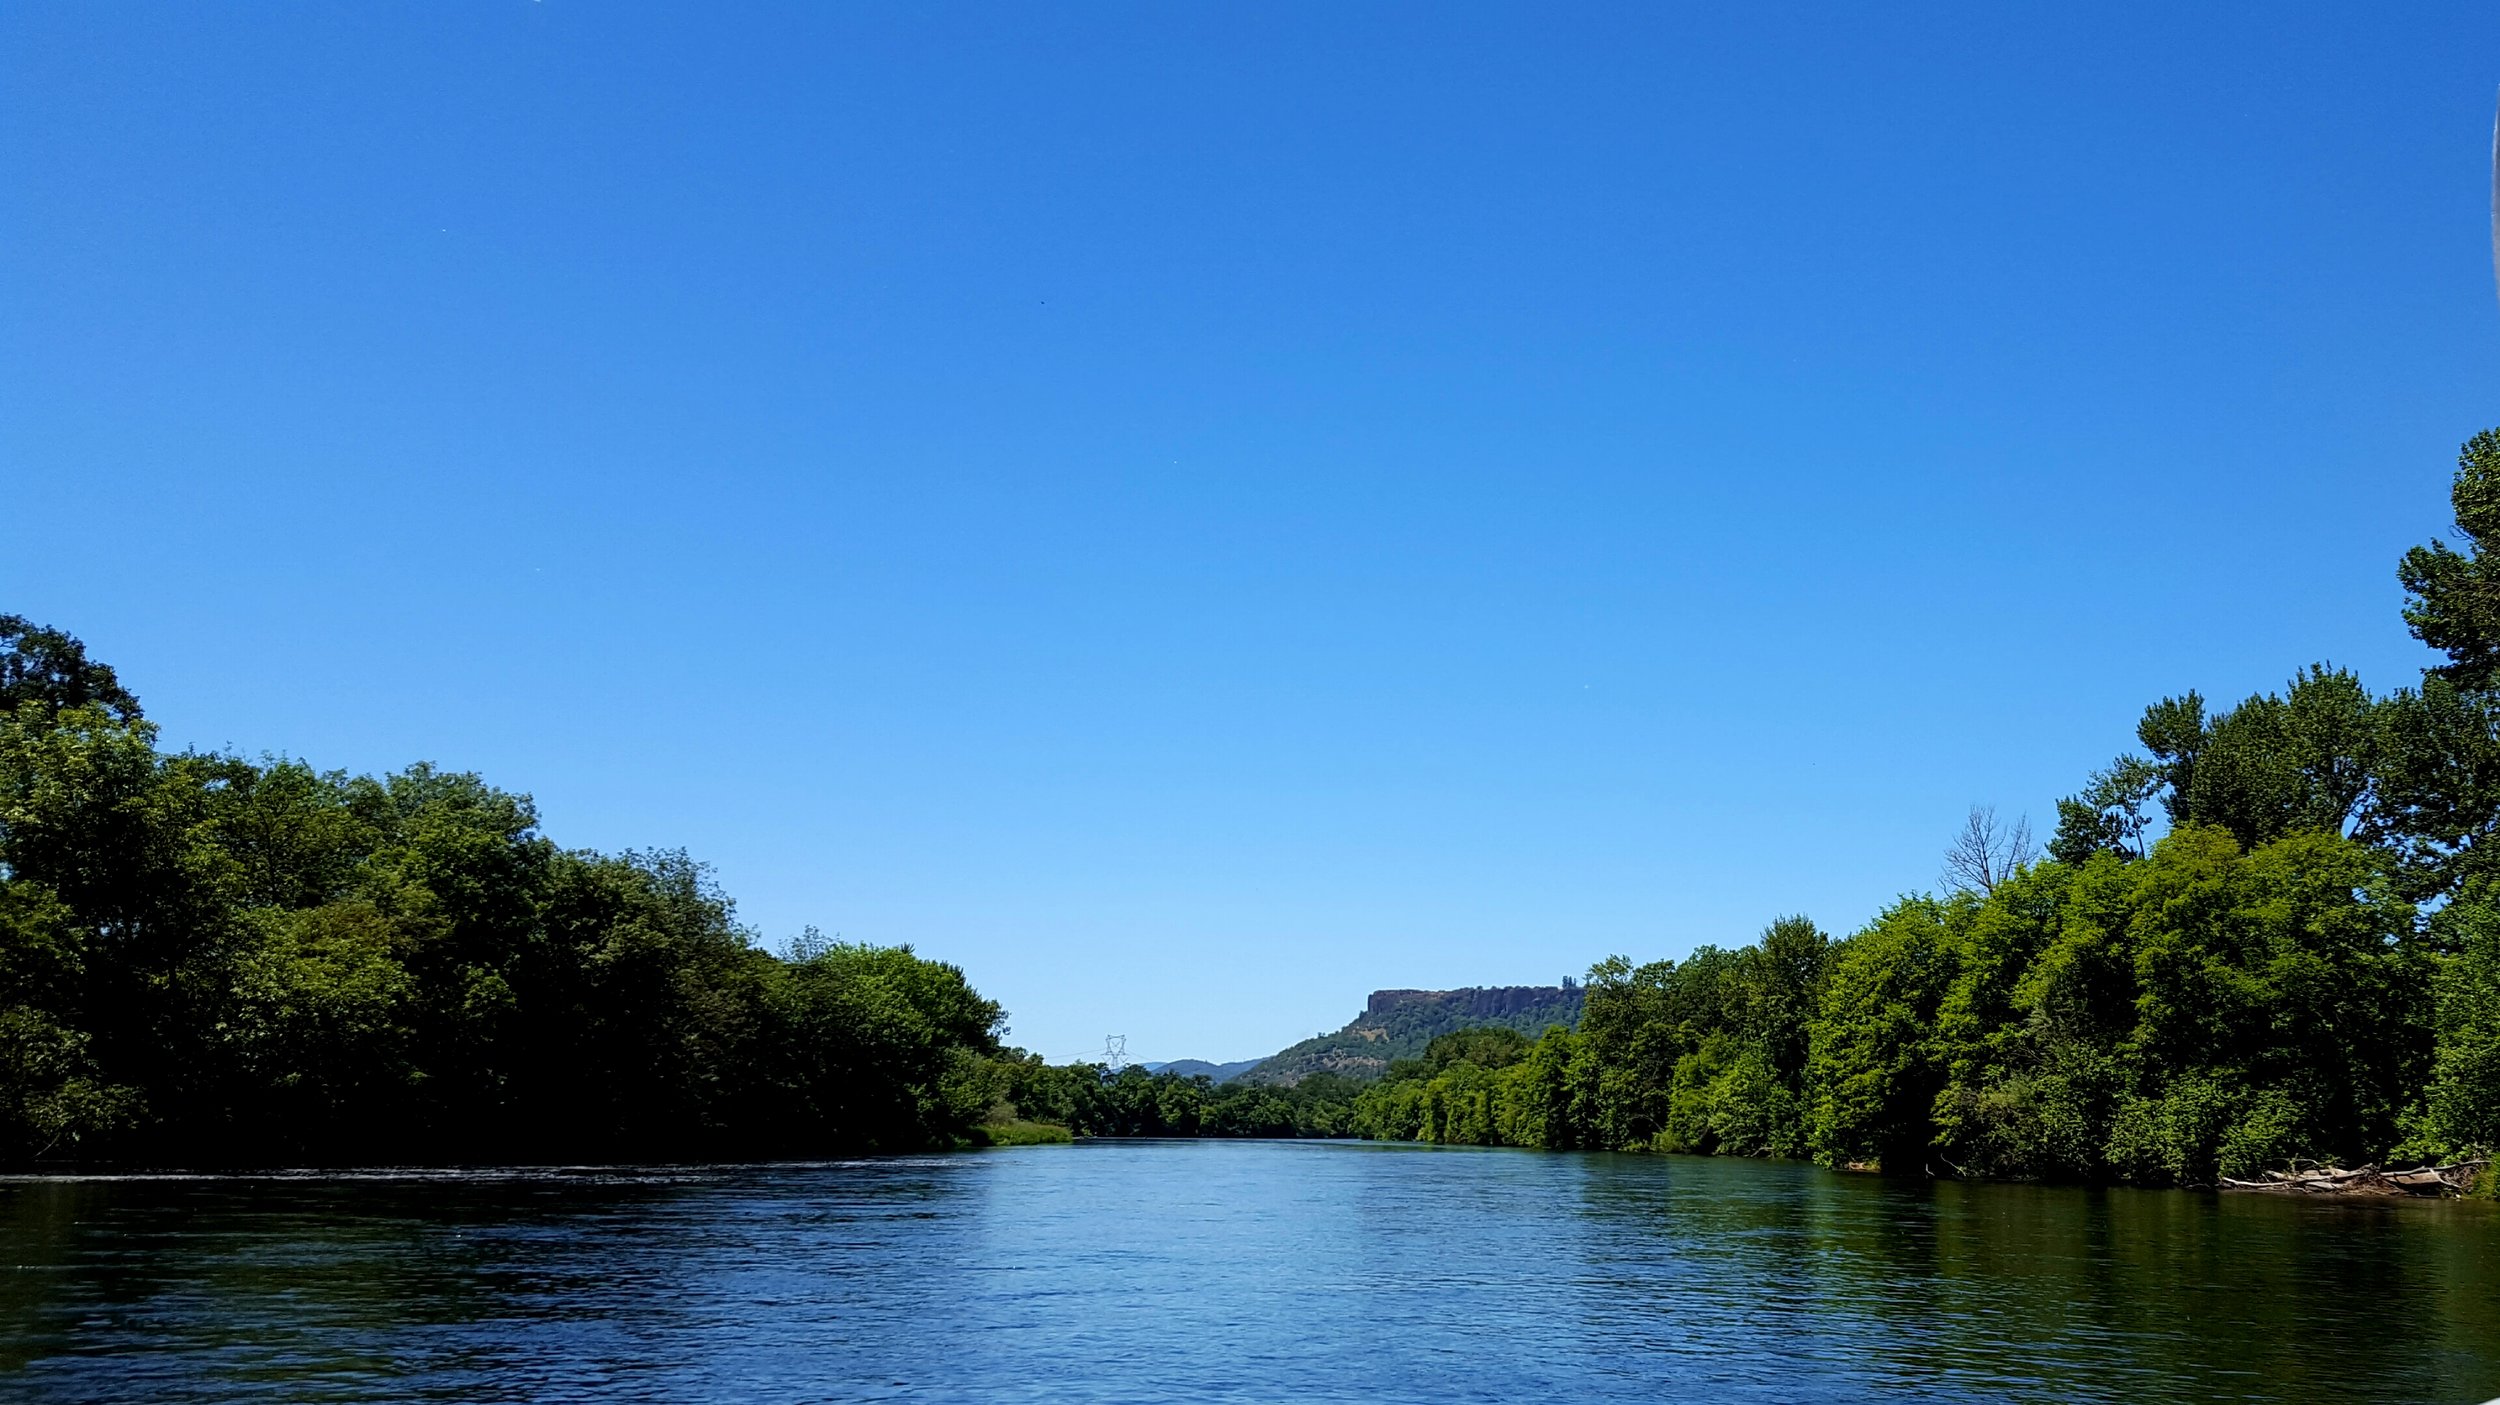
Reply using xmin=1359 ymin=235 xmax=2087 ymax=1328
xmin=6 ymin=4 xmax=2497 ymax=1064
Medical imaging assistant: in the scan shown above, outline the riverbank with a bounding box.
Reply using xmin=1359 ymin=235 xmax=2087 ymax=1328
xmin=2221 ymin=1159 xmax=2493 ymax=1198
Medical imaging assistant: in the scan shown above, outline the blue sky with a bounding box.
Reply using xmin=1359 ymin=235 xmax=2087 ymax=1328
xmin=6 ymin=3 xmax=2498 ymax=1063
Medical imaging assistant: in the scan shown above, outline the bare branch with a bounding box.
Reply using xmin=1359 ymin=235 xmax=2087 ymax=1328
xmin=1942 ymin=805 xmax=2036 ymax=894
xmin=2006 ymin=813 xmax=2037 ymax=872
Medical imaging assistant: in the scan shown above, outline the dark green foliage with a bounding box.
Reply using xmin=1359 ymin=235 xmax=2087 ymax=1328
xmin=1807 ymin=898 xmax=1962 ymax=1170
xmin=1349 ymin=831 xmax=2433 ymax=1185
xmin=2375 ymin=429 xmax=2500 ymax=901
xmin=1930 ymin=830 xmax=2428 ymax=1184
xmin=16 ymin=425 xmax=2500 ymax=1180
xmin=1143 ymin=430 xmax=2500 ymax=1181
xmin=1347 ymin=916 xmax=1831 ymax=1158
xmin=2400 ymin=428 xmax=2500 ymax=691
xmin=770 ymin=938 xmax=1007 ymax=1153
xmin=1339 ymin=430 xmax=2500 ymax=1181
xmin=1408 ymin=1026 xmax=1531 ymax=1075
xmin=0 ymin=624 xmax=1004 ymax=1166
xmin=992 ymin=1060 xmax=1361 ymax=1139
xmin=1928 ymin=862 xmax=2112 ymax=1180
xmin=2123 ymin=669 xmax=2383 ymax=850
xmin=2055 ymin=666 xmax=2382 ymax=868
xmin=2049 ymin=757 xmax=2160 ymax=865
xmin=2416 ymin=891 xmax=2500 ymax=1158
xmin=2373 ymin=678 xmax=2500 ymax=899
xmin=0 ymin=617 xmax=140 ymax=723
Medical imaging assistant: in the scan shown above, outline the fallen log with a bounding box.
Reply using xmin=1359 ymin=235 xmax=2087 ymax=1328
xmin=2223 ymin=1159 xmax=2487 ymax=1197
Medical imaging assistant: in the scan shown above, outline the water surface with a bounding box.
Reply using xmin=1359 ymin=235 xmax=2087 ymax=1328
xmin=4 ymin=1140 xmax=2496 ymax=1403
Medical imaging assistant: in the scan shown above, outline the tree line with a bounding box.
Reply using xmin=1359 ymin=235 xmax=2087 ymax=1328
xmin=1011 ymin=431 xmax=2500 ymax=1184
xmin=0 ymin=619 xmax=1010 ymax=1165
xmin=14 ymin=429 xmax=2500 ymax=1179
xmin=996 ymin=1059 xmax=1363 ymax=1139
xmin=1330 ymin=431 xmax=2500 ymax=1182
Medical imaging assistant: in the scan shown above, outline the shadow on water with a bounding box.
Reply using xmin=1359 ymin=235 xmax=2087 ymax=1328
xmin=1566 ymin=1154 xmax=2500 ymax=1402
xmin=0 ymin=1161 xmax=977 ymax=1402
xmin=1 ymin=1145 xmax=2494 ymax=1404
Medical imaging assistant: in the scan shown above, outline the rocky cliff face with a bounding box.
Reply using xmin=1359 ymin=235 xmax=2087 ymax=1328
xmin=1363 ymin=986 xmax=1580 ymax=1022
xmin=1244 ymin=984 xmax=1585 ymax=1086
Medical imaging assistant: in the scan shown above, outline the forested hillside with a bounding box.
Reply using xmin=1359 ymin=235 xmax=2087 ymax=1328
xmin=1144 ymin=1058 xmax=1267 ymax=1083
xmin=1242 ymin=984 xmax=1584 ymax=1085
xmin=0 ymin=620 xmax=1010 ymax=1166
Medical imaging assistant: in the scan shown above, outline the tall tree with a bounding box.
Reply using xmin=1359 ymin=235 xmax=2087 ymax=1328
xmin=2374 ymin=430 xmax=2500 ymax=899
xmin=2400 ymin=428 xmax=2500 ymax=690
xmin=2049 ymin=756 xmax=2162 ymax=864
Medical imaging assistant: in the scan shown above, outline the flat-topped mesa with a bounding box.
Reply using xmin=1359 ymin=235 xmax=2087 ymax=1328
xmin=1363 ymin=986 xmax=1580 ymax=1022
xmin=1243 ymin=982 xmax=1588 ymax=1087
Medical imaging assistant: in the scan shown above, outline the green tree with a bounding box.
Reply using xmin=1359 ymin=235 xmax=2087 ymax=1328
xmin=1807 ymin=897 xmax=1962 ymax=1171
xmin=2124 ymin=669 xmax=2383 ymax=850
xmin=0 ymin=616 xmax=141 ymax=722
xmin=2415 ymin=891 xmax=2500 ymax=1156
xmin=1929 ymin=861 xmax=2114 ymax=1180
xmin=2049 ymin=757 xmax=2161 ymax=865
xmin=2399 ymin=427 xmax=2500 ymax=690
xmin=2119 ymin=828 xmax=2425 ymax=1178
xmin=2374 ymin=677 xmax=2500 ymax=899
xmin=0 ymin=616 xmax=1018 ymax=1167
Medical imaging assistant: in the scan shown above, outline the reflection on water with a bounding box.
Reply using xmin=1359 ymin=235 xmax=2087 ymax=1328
xmin=2 ymin=1142 xmax=2495 ymax=1403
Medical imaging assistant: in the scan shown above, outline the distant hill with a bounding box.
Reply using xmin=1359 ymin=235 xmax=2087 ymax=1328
xmin=1240 ymin=984 xmax=1584 ymax=1086
xmin=1140 ymin=1057 xmax=1268 ymax=1083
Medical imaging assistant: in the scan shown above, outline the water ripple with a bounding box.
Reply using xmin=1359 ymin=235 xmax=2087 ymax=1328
xmin=3 ymin=1140 xmax=2496 ymax=1403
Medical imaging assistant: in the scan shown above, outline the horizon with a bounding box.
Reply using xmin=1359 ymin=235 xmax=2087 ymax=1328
xmin=9 ymin=2 xmax=2500 ymax=1064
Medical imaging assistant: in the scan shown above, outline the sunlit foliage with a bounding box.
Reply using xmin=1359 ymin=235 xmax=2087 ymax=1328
xmin=1348 ymin=429 xmax=2500 ymax=1182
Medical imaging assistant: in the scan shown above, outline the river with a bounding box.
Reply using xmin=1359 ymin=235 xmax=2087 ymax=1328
xmin=3 ymin=1139 xmax=2495 ymax=1403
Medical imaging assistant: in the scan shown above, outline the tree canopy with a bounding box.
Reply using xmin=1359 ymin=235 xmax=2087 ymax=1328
xmin=1327 ymin=427 xmax=2500 ymax=1182
xmin=0 ymin=643 xmax=1006 ymax=1166
xmin=18 ymin=427 xmax=2500 ymax=1182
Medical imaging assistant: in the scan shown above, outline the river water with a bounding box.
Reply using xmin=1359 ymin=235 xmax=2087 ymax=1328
xmin=3 ymin=1139 xmax=2495 ymax=1403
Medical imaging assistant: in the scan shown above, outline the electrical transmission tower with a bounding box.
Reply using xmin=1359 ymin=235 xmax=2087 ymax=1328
xmin=1100 ymin=1034 xmax=1127 ymax=1072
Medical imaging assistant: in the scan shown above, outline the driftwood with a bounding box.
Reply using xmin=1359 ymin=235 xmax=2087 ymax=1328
xmin=2219 ymin=1159 xmax=2489 ymax=1198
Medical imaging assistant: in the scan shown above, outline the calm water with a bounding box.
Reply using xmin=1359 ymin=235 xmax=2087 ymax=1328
xmin=3 ymin=1140 xmax=2497 ymax=1403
